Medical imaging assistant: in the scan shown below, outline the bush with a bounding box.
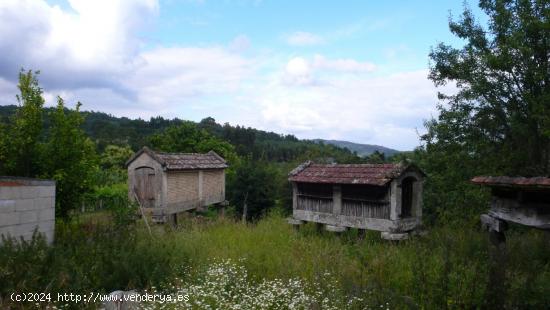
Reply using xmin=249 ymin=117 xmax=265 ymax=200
xmin=0 ymin=221 xmax=188 ymax=309
xmin=1 ymin=213 xmax=549 ymax=309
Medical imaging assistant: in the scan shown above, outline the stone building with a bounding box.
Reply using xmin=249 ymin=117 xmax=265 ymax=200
xmin=471 ymin=176 xmax=550 ymax=307
xmin=126 ymin=147 xmax=227 ymax=223
xmin=288 ymin=161 xmax=425 ymax=239
xmin=472 ymin=176 xmax=550 ymax=230
xmin=0 ymin=177 xmax=55 ymax=244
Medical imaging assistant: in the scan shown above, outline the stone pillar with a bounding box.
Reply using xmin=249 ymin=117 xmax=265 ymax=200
xmin=315 ymin=222 xmax=323 ymax=232
xmin=287 ymin=218 xmax=304 ymax=231
xmin=390 ymin=180 xmax=400 ymax=220
xmin=415 ymin=180 xmax=423 ymax=219
xmin=170 ymin=213 xmax=178 ymax=227
xmin=481 ymin=214 xmax=507 ymax=309
xmin=291 ymin=182 xmax=298 ymax=211
xmin=333 ymin=184 xmax=342 ymax=215
xmin=487 ymin=230 xmax=506 ymax=309
xmin=358 ymin=229 xmax=366 ymax=240
xmin=198 ymin=170 xmax=204 ymax=205
xmin=161 ymin=172 xmax=168 ymax=209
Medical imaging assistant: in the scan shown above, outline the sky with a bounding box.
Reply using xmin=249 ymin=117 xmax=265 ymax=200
xmin=0 ymin=0 xmax=484 ymax=150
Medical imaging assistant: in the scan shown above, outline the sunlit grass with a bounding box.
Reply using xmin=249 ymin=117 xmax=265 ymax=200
xmin=1 ymin=210 xmax=549 ymax=309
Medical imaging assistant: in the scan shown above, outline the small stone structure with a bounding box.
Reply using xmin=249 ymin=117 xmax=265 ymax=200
xmin=472 ymin=176 xmax=550 ymax=230
xmin=472 ymin=176 xmax=550 ymax=308
xmin=288 ymin=161 xmax=425 ymax=239
xmin=0 ymin=177 xmax=55 ymax=244
xmin=126 ymin=147 xmax=228 ymax=224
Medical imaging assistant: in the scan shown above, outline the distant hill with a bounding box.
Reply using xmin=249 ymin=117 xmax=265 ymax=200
xmin=0 ymin=105 xmax=362 ymax=163
xmin=314 ymin=139 xmax=400 ymax=157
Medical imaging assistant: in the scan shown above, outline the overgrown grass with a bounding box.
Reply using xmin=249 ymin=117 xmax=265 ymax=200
xmin=1 ymin=210 xmax=549 ymax=309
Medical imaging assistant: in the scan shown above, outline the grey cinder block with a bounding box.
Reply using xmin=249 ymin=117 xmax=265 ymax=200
xmin=19 ymin=211 xmax=39 ymax=224
xmin=0 ymin=200 xmax=16 ymax=213
xmin=34 ymin=197 xmax=52 ymax=209
xmin=0 ymin=212 xmax=19 ymax=227
xmin=38 ymin=186 xmax=55 ymax=198
xmin=0 ymin=179 xmax=56 ymax=245
xmin=38 ymin=208 xmax=55 ymax=221
xmin=16 ymin=199 xmax=35 ymax=211
xmin=0 ymin=187 xmax=19 ymax=199
xmin=16 ymin=223 xmax=38 ymax=236
xmin=38 ymin=220 xmax=55 ymax=232
xmin=19 ymin=187 xmax=38 ymax=199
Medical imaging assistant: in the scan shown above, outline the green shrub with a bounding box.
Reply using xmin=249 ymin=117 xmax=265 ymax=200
xmin=1 ymin=213 xmax=549 ymax=309
xmin=0 ymin=221 xmax=188 ymax=309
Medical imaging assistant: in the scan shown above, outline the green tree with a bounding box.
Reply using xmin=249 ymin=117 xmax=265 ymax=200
xmin=100 ymin=144 xmax=134 ymax=170
xmin=365 ymin=150 xmax=386 ymax=163
xmin=41 ymin=97 xmax=98 ymax=218
xmin=422 ymin=0 xmax=550 ymax=223
xmin=0 ymin=70 xmax=44 ymax=176
xmin=149 ymin=122 xmax=238 ymax=164
xmin=227 ymin=158 xmax=277 ymax=221
xmin=96 ymin=144 xmax=134 ymax=185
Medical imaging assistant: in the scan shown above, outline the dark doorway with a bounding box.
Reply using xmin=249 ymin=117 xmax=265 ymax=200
xmin=401 ymin=177 xmax=415 ymax=217
xmin=134 ymin=166 xmax=156 ymax=208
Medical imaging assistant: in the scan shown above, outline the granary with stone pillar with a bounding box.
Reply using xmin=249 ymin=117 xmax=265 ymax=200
xmin=471 ymin=176 xmax=550 ymax=308
xmin=126 ymin=147 xmax=228 ymax=224
xmin=472 ymin=176 xmax=550 ymax=231
xmin=287 ymin=161 xmax=425 ymax=240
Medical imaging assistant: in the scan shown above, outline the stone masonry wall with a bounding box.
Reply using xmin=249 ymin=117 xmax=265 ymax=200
xmin=0 ymin=177 xmax=55 ymax=244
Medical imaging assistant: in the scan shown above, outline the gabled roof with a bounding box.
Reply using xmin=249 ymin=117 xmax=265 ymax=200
xmin=288 ymin=161 xmax=424 ymax=186
xmin=126 ymin=147 xmax=228 ymax=170
xmin=471 ymin=176 xmax=550 ymax=189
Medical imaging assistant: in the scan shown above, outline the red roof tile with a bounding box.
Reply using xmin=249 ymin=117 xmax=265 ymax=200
xmin=288 ymin=162 xmax=422 ymax=186
xmin=126 ymin=147 xmax=227 ymax=170
xmin=471 ymin=176 xmax=550 ymax=189
xmin=0 ymin=181 xmax=23 ymax=187
xmin=157 ymin=152 xmax=227 ymax=170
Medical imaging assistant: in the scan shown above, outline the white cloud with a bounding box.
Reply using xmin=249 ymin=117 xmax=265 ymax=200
xmin=0 ymin=77 xmax=18 ymax=106
xmin=126 ymin=47 xmax=252 ymax=112
xmin=312 ymin=55 xmax=376 ymax=73
xmin=281 ymin=55 xmax=376 ymax=87
xmin=0 ymin=0 xmax=158 ymax=90
xmin=285 ymin=31 xmax=324 ymax=46
xmin=0 ymin=0 xmax=441 ymax=150
xmin=229 ymin=34 xmax=251 ymax=52
xmin=0 ymin=0 xmax=256 ymax=119
xmin=249 ymin=67 xmax=440 ymax=150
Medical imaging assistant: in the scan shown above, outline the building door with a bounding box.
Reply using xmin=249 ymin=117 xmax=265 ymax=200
xmin=134 ymin=166 xmax=156 ymax=208
xmin=401 ymin=177 xmax=415 ymax=217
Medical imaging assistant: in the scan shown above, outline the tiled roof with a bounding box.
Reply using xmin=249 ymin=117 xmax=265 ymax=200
xmin=471 ymin=176 xmax=550 ymax=189
xmin=126 ymin=147 xmax=227 ymax=170
xmin=157 ymin=152 xmax=227 ymax=170
xmin=288 ymin=161 xmax=422 ymax=186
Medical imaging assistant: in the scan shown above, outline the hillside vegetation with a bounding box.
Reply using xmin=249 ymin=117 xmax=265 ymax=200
xmin=1 ymin=212 xmax=549 ymax=309
xmin=315 ymin=139 xmax=400 ymax=157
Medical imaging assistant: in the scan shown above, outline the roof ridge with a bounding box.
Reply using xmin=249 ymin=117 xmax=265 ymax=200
xmin=157 ymin=151 xmax=210 ymax=155
xmin=288 ymin=161 xmax=424 ymax=185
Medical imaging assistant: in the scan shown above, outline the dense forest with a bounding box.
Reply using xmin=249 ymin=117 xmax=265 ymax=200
xmin=1 ymin=0 xmax=549 ymax=308
xmin=0 ymin=104 xmax=363 ymax=162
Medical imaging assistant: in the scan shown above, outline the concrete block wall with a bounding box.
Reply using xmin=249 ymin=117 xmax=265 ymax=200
xmin=0 ymin=177 xmax=55 ymax=244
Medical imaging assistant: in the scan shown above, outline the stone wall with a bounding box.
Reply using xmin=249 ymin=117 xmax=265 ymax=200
xmin=0 ymin=177 xmax=55 ymax=244
xmin=202 ymin=170 xmax=225 ymax=205
xmin=167 ymin=171 xmax=199 ymax=204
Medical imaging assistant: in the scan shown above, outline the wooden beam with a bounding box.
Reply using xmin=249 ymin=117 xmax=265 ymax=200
xmin=489 ymin=199 xmax=550 ymax=229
